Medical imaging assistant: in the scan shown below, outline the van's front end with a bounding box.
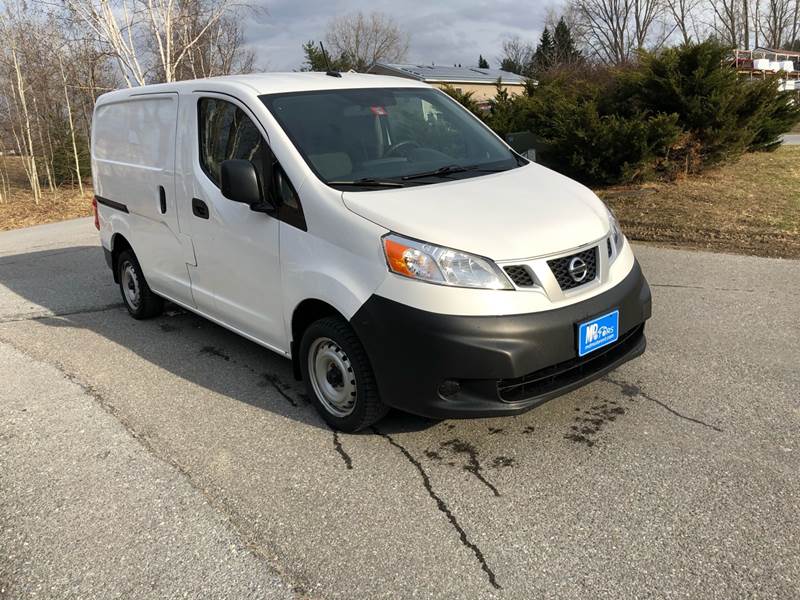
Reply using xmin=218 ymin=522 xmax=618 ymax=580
xmin=262 ymin=77 xmax=650 ymax=426
xmin=342 ymin=164 xmax=651 ymax=419
xmin=353 ymin=228 xmax=650 ymax=419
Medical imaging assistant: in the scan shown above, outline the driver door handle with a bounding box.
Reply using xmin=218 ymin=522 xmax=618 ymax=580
xmin=192 ymin=198 xmax=209 ymax=219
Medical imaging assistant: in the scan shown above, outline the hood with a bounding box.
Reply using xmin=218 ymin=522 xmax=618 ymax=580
xmin=342 ymin=162 xmax=610 ymax=261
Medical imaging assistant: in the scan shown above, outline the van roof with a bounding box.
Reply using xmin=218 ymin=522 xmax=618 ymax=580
xmin=96 ymin=72 xmax=429 ymax=104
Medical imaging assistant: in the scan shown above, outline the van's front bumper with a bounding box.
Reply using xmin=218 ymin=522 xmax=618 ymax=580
xmin=350 ymin=260 xmax=652 ymax=419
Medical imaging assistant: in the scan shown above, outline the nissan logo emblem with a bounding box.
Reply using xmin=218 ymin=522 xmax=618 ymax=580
xmin=568 ymin=257 xmax=588 ymax=282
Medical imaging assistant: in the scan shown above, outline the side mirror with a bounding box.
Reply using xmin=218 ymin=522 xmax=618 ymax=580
xmin=220 ymin=159 xmax=275 ymax=213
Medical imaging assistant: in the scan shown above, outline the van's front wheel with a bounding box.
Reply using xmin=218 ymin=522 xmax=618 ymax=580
xmin=300 ymin=317 xmax=388 ymax=432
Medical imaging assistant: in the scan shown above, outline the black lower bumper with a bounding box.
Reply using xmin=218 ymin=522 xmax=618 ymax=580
xmin=350 ymin=260 xmax=652 ymax=419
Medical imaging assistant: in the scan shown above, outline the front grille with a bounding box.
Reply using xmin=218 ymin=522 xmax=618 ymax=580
xmin=547 ymin=247 xmax=597 ymax=291
xmin=504 ymin=265 xmax=535 ymax=287
xmin=497 ymin=325 xmax=644 ymax=402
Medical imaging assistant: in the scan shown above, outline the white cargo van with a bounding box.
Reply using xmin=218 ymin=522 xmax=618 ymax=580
xmin=92 ymin=72 xmax=651 ymax=431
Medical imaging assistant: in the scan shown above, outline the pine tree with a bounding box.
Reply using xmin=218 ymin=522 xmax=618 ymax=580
xmin=533 ymin=28 xmax=554 ymax=75
xmin=553 ymin=18 xmax=582 ymax=66
xmin=478 ymin=55 xmax=489 ymax=69
xmin=301 ymin=41 xmax=352 ymax=72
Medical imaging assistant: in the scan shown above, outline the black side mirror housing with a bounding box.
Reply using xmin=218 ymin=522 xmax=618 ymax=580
xmin=220 ymin=159 xmax=275 ymax=213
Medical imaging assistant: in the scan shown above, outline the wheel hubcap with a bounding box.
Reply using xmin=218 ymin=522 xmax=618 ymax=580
xmin=308 ymin=337 xmax=357 ymax=417
xmin=121 ymin=261 xmax=141 ymax=309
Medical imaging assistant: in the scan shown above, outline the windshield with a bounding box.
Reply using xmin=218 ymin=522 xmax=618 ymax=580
xmin=260 ymin=88 xmax=522 ymax=190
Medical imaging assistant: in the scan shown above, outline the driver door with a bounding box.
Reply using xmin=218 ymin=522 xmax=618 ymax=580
xmin=186 ymin=96 xmax=288 ymax=352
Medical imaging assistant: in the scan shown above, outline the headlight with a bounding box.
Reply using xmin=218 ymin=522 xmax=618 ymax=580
xmin=382 ymin=233 xmax=512 ymax=290
xmin=607 ymin=208 xmax=625 ymax=256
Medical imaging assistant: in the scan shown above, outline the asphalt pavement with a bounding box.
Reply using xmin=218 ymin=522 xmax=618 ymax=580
xmin=1 ymin=218 xmax=799 ymax=599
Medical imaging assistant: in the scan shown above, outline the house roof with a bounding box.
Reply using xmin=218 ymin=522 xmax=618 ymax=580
xmin=370 ymin=63 xmax=527 ymax=85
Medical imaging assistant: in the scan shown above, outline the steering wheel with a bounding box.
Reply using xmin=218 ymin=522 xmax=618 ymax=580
xmin=384 ymin=140 xmax=421 ymax=158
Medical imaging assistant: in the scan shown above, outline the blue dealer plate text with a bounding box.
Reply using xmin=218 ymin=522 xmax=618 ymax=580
xmin=578 ymin=310 xmax=619 ymax=357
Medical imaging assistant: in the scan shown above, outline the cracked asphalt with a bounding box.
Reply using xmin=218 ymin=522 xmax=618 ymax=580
xmin=1 ymin=218 xmax=799 ymax=599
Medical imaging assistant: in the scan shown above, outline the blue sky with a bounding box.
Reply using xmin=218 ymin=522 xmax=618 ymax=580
xmin=246 ymin=0 xmax=555 ymax=71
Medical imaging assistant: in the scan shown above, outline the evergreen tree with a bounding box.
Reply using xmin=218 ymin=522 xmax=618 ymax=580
xmin=440 ymin=84 xmax=484 ymax=118
xmin=301 ymin=41 xmax=352 ymax=72
xmin=532 ymin=28 xmax=554 ymax=75
xmin=553 ymin=18 xmax=582 ymax=66
xmin=478 ymin=55 xmax=489 ymax=69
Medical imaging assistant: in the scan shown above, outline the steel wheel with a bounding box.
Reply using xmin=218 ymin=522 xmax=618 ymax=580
xmin=307 ymin=336 xmax=357 ymax=418
xmin=120 ymin=259 xmax=141 ymax=310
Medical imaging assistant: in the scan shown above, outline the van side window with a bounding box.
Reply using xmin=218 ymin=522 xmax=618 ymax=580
xmin=198 ymin=98 xmax=268 ymax=187
xmin=198 ymin=97 xmax=305 ymax=230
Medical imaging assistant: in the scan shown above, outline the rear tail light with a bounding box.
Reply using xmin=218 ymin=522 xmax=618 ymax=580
xmin=92 ymin=196 xmax=99 ymax=230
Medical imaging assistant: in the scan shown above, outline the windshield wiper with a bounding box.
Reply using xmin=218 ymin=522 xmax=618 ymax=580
xmin=327 ymin=178 xmax=405 ymax=188
xmin=401 ymin=164 xmax=505 ymax=181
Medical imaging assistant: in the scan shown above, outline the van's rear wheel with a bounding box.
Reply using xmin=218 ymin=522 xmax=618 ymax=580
xmin=300 ymin=317 xmax=388 ymax=432
xmin=117 ymin=249 xmax=163 ymax=319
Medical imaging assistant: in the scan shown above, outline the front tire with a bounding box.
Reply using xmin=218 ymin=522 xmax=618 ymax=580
xmin=117 ymin=249 xmax=163 ymax=319
xmin=300 ymin=317 xmax=388 ymax=432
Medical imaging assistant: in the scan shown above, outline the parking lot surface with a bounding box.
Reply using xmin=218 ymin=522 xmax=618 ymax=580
xmin=1 ymin=218 xmax=799 ymax=599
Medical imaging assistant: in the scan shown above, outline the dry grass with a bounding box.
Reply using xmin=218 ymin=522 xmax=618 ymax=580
xmin=0 ymin=156 xmax=93 ymax=231
xmin=0 ymin=188 xmax=93 ymax=231
xmin=598 ymin=147 xmax=800 ymax=258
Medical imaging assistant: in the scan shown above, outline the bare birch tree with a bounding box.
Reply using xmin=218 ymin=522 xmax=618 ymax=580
xmin=144 ymin=0 xmax=236 ymax=82
xmin=0 ymin=0 xmax=257 ymax=208
xmin=63 ymin=0 xmax=148 ymax=86
xmin=166 ymin=1 xmax=256 ymax=80
xmin=64 ymin=0 xmax=255 ymax=84
xmin=32 ymin=96 xmax=55 ymax=194
xmin=0 ymin=136 xmax=10 ymax=203
xmin=59 ymin=54 xmax=84 ymax=195
xmin=0 ymin=10 xmax=42 ymax=203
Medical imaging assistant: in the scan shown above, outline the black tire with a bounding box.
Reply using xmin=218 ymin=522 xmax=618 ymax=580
xmin=117 ymin=249 xmax=163 ymax=319
xmin=300 ymin=316 xmax=388 ymax=432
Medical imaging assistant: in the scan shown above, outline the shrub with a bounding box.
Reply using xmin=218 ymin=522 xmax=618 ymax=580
xmin=622 ymin=40 xmax=800 ymax=165
xmin=439 ymin=84 xmax=485 ymax=118
xmin=485 ymin=83 xmax=524 ymax=136
xmin=501 ymin=74 xmax=682 ymax=184
xmin=442 ymin=40 xmax=799 ymax=185
xmin=743 ymin=78 xmax=800 ymax=151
